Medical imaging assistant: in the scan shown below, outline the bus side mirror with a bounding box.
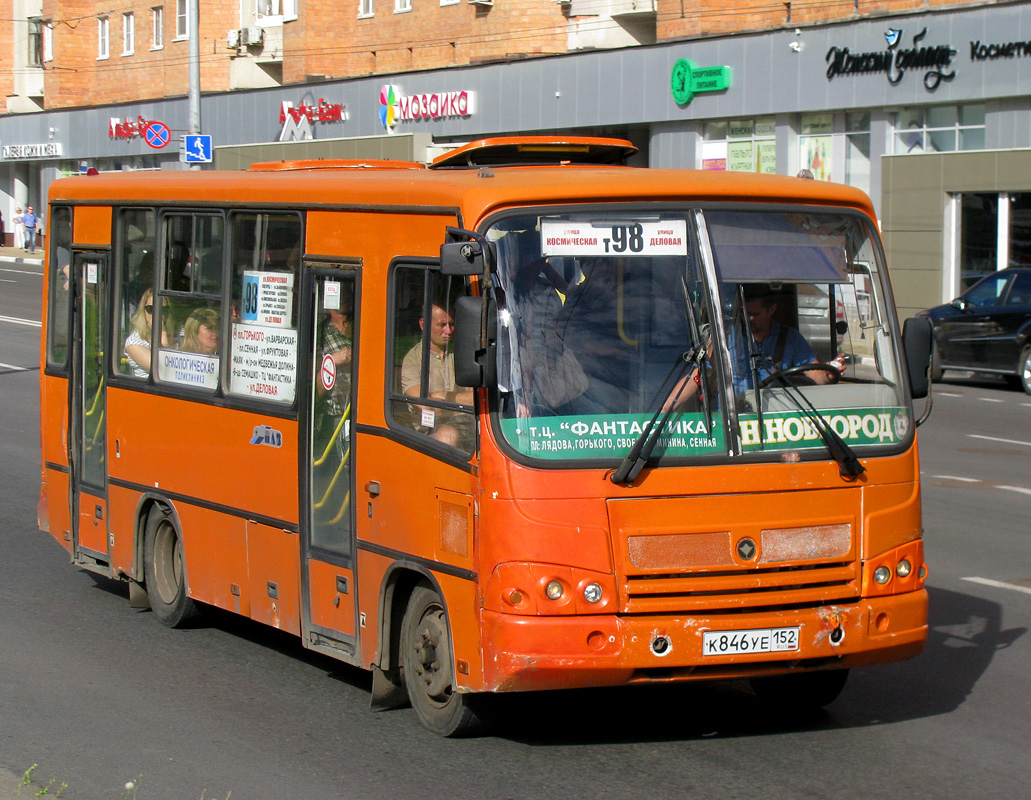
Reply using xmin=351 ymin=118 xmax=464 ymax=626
xmin=903 ymin=316 xmax=933 ymax=400
xmin=440 ymin=240 xmax=485 ymax=276
xmin=453 ymin=295 xmax=495 ymax=388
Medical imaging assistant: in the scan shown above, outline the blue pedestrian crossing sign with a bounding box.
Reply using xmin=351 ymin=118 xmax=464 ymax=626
xmin=182 ymin=134 xmax=213 ymax=164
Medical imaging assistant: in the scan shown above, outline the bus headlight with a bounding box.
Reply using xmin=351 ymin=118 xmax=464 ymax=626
xmin=873 ymin=566 xmax=892 ymax=585
xmin=545 ymin=580 xmax=564 ymax=600
xmin=583 ymin=583 xmax=603 ymax=604
xmin=896 ymin=559 xmax=912 ymax=578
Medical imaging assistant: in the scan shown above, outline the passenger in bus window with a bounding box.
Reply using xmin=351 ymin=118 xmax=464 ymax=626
xmin=181 ymin=308 xmax=220 ymax=355
xmin=400 ymin=302 xmax=474 ymax=447
xmin=124 ymin=289 xmax=169 ymax=377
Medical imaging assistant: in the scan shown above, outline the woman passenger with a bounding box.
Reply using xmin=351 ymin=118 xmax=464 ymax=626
xmin=124 ymin=288 xmax=166 ymax=377
xmin=181 ymin=307 xmax=220 ymax=355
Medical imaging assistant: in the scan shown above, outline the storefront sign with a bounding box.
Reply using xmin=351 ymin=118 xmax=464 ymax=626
xmin=826 ymin=27 xmax=956 ymax=91
xmin=1 ymin=143 xmax=62 ymax=160
xmin=378 ymin=84 xmax=475 ymax=132
xmin=278 ymin=97 xmax=348 ymax=141
xmin=671 ymin=59 xmax=732 ymax=105
xmin=109 ymin=115 xmax=164 ymax=140
xmin=969 ymin=39 xmax=1031 ymax=61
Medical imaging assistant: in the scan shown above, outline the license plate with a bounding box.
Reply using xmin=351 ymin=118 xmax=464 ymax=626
xmin=702 ymin=626 xmax=800 ymax=656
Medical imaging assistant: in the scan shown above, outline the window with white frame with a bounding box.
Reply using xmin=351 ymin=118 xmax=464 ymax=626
xmin=98 ymin=17 xmax=110 ymax=59
xmin=892 ymin=105 xmax=986 ymax=154
xmin=395 ymin=0 xmax=412 ymax=11
xmin=43 ymin=22 xmax=54 ymax=61
xmin=845 ymin=111 xmax=871 ymax=196
xmin=359 ymin=0 xmax=374 ymax=17
xmin=123 ymin=13 xmax=135 ymax=54
xmin=283 ymin=0 xmax=298 ymax=21
xmin=152 ymin=7 xmax=163 ymax=48
xmin=798 ymin=113 xmax=833 ymax=181
xmin=176 ymin=0 xmax=188 ymax=38
xmin=700 ymin=118 xmax=776 ymax=173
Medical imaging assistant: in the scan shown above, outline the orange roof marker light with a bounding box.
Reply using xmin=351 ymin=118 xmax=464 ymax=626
xmin=430 ymin=136 xmax=638 ymax=169
xmin=249 ymin=158 xmax=425 ymax=172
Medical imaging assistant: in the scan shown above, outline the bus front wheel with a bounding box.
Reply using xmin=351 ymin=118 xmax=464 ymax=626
xmin=749 ymin=668 xmax=849 ymax=711
xmin=400 ymin=585 xmax=486 ymax=737
xmin=143 ymin=508 xmax=199 ymax=628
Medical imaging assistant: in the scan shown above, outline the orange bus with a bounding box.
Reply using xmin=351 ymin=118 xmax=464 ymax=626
xmin=39 ymin=136 xmax=933 ymax=735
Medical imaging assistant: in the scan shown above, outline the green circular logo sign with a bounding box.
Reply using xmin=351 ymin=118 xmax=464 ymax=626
xmin=671 ymin=58 xmax=694 ymax=105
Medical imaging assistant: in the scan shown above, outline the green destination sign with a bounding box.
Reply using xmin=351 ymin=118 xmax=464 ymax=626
xmin=671 ymin=58 xmax=732 ymax=105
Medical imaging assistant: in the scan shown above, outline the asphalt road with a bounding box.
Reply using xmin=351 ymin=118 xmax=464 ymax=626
xmin=2 ymin=259 xmax=1029 ymax=799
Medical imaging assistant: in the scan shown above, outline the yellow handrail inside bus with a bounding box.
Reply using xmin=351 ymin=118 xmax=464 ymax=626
xmin=314 ymin=403 xmax=350 ymax=467
xmin=326 ymin=490 xmax=351 ymax=525
xmin=84 ymin=374 xmax=105 ymax=417
xmin=314 ymin=444 xmax=350 ymax=510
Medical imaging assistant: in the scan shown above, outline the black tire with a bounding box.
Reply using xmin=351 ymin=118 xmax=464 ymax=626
xmin=143 ymin=507 xmax=200 ymax=628
xmin=400 ymin=585 xmax=487 ymax=737
xmin=750 ymin=669 xmax=849 ymax=711
xmin=1018 ymin=346 xmax=1031 ymax=395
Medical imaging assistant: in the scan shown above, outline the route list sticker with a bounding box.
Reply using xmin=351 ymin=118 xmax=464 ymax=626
xmin=229 ymin=323 xmax=298 ymax=403
xmin=241 ymin=270 xmax=294 ymax=328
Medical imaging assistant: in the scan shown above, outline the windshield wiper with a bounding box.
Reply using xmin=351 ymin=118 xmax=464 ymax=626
xmin=610 ymin=347 xmax=698 ymax=486
xmin=679 ymin=277 xmax=714 ymax=436
xmin=760 ymin=364 xmax=866 ymax=479
xmin=739 ymin=284 xmax=766 ymax=448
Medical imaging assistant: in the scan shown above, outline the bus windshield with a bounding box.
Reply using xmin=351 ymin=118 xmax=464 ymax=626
xmin=489 ymin=208 xmax=910 ymax=463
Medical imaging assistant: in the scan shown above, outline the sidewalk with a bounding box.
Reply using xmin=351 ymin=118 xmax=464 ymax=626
xmin=0 ymin=245 xmax=44 ymax=265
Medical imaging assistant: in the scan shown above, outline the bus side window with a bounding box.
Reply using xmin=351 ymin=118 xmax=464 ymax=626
xmin=389 ymin=265 xmax=475 ymax=453
xmin=224 ymin=211 xmax=302 ymax=405
xmin=45 ymin=206 xmax=74 ymax=370
xmin=115 ymin=209 xmax=157 ymax=379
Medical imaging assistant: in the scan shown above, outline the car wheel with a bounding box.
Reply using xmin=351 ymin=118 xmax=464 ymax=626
xmin=1019 ymin=346 xmax=1031 ymax=395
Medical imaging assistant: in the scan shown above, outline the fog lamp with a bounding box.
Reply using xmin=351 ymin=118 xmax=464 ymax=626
xmin=873 ymin=566 xmax=892 ymax=585
xmin=583 ymin=582 xmax=603 ymax=604
xmin=896 ymin=559 xmax=912 ymax=578
xmin=545 ymin=580 xmax=564 ymax=600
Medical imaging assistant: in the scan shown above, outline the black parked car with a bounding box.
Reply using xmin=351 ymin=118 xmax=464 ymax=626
xmin=917 ymin=268 xmax=1031 ymax=394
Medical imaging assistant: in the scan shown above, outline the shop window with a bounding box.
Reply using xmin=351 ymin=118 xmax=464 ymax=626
xmin=1010 ymin=194 xmax=1031 ymax=269
xmin=388 ymin=266 xmax=474 ymax=452
xmin=115 ymin=209 xmax=158 ymax=379
xmin=226 ymin=212 xmax=302 ymax=405
xmin=893 ymin=105 xmax=985 ymax=154
xmin=845 ymin=111 xmax=871 ymax=196
xmin=960 ymin=193 xmax=998 ymax=288
xmin=799 ymin=113 xmax=833 ymax=181
xmin=700 ymin=119 xmax=775 ymax=173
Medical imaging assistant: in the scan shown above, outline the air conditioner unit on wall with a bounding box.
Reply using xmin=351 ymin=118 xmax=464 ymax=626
xmin=227 ymin=29 xmax=240 ymax=48
xmin=241 ymin=27 xmax=265 ymax=46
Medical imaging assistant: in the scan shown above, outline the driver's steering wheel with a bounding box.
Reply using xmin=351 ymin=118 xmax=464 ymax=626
xmin=759 ymin=362 xmax=841 ymax=389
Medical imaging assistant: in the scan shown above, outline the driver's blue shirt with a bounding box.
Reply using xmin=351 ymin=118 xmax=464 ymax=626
xmin=732 ymin=320 xmax=816 ymax=392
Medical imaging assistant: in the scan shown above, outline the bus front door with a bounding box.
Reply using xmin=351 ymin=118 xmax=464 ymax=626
xmin=69 ymin=251 xmax=109 ymax=568
xmin=302 ymin=268 xmax=359 ymax=657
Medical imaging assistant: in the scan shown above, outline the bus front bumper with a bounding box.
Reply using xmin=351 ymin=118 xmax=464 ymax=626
xmin=477 ymin=589 xmax=927 ymax=693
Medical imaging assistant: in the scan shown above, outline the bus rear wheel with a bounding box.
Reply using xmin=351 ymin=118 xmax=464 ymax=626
xmin=143 ymin=508 xmax=199 ymax=628
xmin=400 ymin=585 xmax=486 ymax=737
xmin=749 ymin=669 xmax=849 ymax=711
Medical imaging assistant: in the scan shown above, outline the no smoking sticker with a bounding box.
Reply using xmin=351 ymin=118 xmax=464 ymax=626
xmin=320 ymin=354 xmax=336 ymax=391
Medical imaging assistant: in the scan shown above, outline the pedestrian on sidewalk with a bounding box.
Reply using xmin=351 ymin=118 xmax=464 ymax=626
xmin=13 ymin=207 xmax=25 ymax=250
xmin=23 ymin=206 xmax=38 ymax=254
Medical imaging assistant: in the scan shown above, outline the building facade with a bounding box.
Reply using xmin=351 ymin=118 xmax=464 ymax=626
xmin=3 ymin=0 xmax=1031 ymax=317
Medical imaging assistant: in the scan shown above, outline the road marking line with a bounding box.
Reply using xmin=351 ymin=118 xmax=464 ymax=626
xmin=978 ymin=398 xmax=1005 ymax=403
xmin=963 ymin=577 xmax=1031 ymax=596
xmin=996 ymin=485 xmax=1031 ymax=496
xmin=969 ymin=434 xmax=1031 ymax=447
xmin=0 ymin=315 xmax=42 ymax=328
xmin=0 ymin=279 xmax=14 ymax=283
xmin=0 ymin=267 xmax=43 ymax=276
xmin=0 ymin=363 xmax=29 ymax=372
xmin=932 ymin=475 xmax=981 ymax=482
xmin=938 ymin=392 xmax=963 ymax=397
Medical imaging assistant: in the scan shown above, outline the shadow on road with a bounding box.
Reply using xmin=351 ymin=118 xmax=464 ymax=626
xmin=85 ymin=572 xmax=1021 ymax=744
